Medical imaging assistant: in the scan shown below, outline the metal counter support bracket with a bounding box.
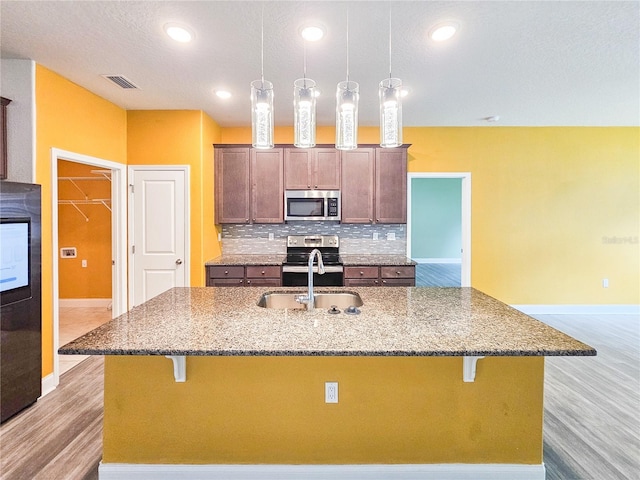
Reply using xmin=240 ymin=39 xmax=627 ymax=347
xmin=165 ymin=355 xmax=186 ymax=382
xmin=463 ymin=356 xmax=485 ymax=382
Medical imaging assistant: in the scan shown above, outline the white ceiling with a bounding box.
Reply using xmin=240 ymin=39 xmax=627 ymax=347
xmin=1 ymin=1 xmax=638 ymax=127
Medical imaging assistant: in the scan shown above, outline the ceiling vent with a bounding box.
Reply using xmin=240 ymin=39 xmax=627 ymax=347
xmin=101 ymin=74 xmax=139 ymax=89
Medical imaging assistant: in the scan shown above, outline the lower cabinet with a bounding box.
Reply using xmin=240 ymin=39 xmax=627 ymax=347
xmin=206 ymin=265 xmax=281 ymax=287
xmin=344 ymin=265 xmax=415 ymax=287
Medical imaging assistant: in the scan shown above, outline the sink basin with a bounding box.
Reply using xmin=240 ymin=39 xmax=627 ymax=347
xmin=257 ymin=291 xmax=363 ymax=310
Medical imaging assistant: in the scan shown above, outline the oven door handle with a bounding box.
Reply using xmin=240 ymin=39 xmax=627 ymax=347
xmin=282 ymin=265 xmax=344 ymax=273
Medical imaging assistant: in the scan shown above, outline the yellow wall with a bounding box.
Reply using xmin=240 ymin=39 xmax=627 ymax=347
xmin=220 ymin=126 xmax=639 ymax=305
xmin=103 ymin=355 xmax=544 ymax=465
xmin=35 ymin=65 xmax=127 ymax=377
xmin=127 ymin=110 xmax=222 ymax=288
xmin=57 ymin=160 xmax=112 ymax=298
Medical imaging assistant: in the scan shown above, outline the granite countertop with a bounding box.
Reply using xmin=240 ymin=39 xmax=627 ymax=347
xmin=59 ymin=287 xmax=596 ymax=358
xmin=340 ymin=255 xmax=417 ymax=266
xmin=205 ymin=254 xmax=416 ymax=266
xmin=205 ymin=254 xmax=286 ymax=266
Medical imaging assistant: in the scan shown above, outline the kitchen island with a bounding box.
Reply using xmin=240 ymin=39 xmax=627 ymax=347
xmin=61 ymin=286 xmax=595 ymax=480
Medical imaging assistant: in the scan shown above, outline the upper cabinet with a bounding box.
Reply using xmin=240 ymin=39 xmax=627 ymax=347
xmin=341 ymin=145 xmax=408 ymax=224
xmin=341 ymin=148 xmax=375 ymax=223
xmin=1 ymin=97 xmax=11 ymax=180
xmin=215 ymin=144 xmax=408 ymax=225
xmin=214 ymin=146 xmax=283 ymax=224
xmin=251 ymin=148 xmax=284 ymax=223
xmin=284 ymin=147 xmax=340 ymax=190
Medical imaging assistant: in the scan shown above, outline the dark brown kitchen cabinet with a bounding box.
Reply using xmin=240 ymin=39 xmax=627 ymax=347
xmin=245 ymin=265 xmax=281 ymax=286
xmin=214 ymin=146 xmax=283 ymax=224
xmin=1 ymin=97 xmax=11 ymax=180
xmin=375 ymin=148 xmax=407 ymax=223
xmin=340 ymin=145 xmax=408 ymax=224
xmin=214 ymin=147 xmax=251 ymax=223
xmin=380 ymin=265 xmax=415 ymax=286
xmin=344 ymin=265 xmax=415 ymax=287
xmin=344 ymin=266 xmax=380 ymax=286
xmin=251 ymin=148 xmax=284 ymax=223
xmin=284 ymin=147 xmax=340 ymax=190
xmin=340 ymin=148 xmax=375 ymax=223
xmin=206 ymin=265 xmax=281 ymax=287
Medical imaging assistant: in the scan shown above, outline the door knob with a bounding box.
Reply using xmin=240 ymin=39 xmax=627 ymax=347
xmin=175 ymin=259 xmax=183 ymax=265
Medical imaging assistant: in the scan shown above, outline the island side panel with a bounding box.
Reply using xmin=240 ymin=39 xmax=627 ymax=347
xmin=103 ymin=355 xmax=544 ymax=465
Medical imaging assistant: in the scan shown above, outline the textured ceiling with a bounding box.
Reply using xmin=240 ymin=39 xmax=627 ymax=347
xmin=1 ymin=1 xmax=638 ymax=127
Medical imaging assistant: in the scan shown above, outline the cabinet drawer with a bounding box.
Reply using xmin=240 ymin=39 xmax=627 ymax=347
xmin=208 ymin=278 xmax=245 ymax=286
xmin=344 ymin=266 xmax=379 ymax=279
xmin=208 ymin=266 xmax=245 ymax=279
xmin=380 ymin=278 xmax=415 ymax=287
xmin=245 ymin=278 xmax=281 ymax=287
xmin=245 ymin=265 xmax=281 ymax=279
xmin=344 ymin=278 xmax=379 ymax=287
xmin=380 ymin=266 xmax=415 ymax=279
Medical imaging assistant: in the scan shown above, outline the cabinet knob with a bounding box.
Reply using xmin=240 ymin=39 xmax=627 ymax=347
xmin=247 ymin=280 xmax=251 ymax=284
xmin=374 ymin=280 xmax=379 ymax=284
xmin=314 ymin=185 xmax=318 ymax=188
xmin=396 ymin=271 xmax=401 ymax=275
xmin=261 ymin=270 xmax=265 ymax=275
xmin=369 ymin=218 xmax=373 ymax=222
xmin=382 ymin=280 xmax=387 ymax=284
xmin=252 ymin=218 xmax=256 ymax=222
xmin=359 ymin=271 xmax=364 ymax=276
xmin=239 ymin=279 xmax=244 ymax=284
xmin=245 ymin=219 xmax=249 ymax=222
xmin=224 ymin=270 xmax=229 ymax=275
xmin=308 ymin=184 xmax=311 ymax=188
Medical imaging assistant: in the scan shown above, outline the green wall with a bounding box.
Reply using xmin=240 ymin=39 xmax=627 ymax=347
xmin=411 ymin=178 xmax=462 ymax=260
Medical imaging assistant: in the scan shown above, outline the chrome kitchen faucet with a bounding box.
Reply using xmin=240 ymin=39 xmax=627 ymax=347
xmin=296 ymin=249 xmax=325 ymax=310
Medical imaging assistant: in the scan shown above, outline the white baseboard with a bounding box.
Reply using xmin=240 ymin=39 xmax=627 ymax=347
xmin=99 ymin=463 xmax=545 ymax=480
xmin=40 ymin=372 xmax=57 ymax=398
xmin=59 ymin=298 xmax=112 ymax=308
xmin=413 ymin=258 xmax=462 ymax=264
xmin=512 ymin=304 xmax=640 ymax=315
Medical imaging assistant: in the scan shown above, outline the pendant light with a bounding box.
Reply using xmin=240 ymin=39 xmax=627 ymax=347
xmin=293 ymin=39 xmax=317 ymax=148
xmin=379 ymin=3 xmax=402 ymax=148
xmin=251 ymin=4 xmax=274 ymax=149
xmin=336 ymin=9 xmax=359 ymax=151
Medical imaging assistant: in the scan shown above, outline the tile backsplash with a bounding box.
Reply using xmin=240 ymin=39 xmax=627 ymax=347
xmin=222 ymin=223 xmax=406 ymax=255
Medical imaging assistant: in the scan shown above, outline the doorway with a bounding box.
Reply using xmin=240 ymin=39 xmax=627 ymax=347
xmin=128 ymin=166 xmax=190 ymax=308
xmin=407 ymin=173 xmax=471 ymax=287
xmin=50 ymin=148 xmax=127 ymax=391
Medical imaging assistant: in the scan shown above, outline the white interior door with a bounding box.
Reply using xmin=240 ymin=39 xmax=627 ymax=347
xmin=129 ymin=167 xmax=189 ymax=307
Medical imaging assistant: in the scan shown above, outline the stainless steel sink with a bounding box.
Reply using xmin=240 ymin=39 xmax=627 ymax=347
xmin=257 ymin=291 xmax=363 ymax=310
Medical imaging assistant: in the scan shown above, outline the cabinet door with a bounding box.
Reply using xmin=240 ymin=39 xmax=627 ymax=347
xmin=313 ymin=148 xmax=341 ymax=190
xmin=375 ymin=148 xmax=407 ymax=223
xmin=340 ymin=148 xmax=375 ymax=223
xmin=215 ymin=148 xmax=250 ymax=223
xmin=284 ymin=148 xmax=312 ymax=189
xmin=251 ymin=148 xmax=284 ymax=223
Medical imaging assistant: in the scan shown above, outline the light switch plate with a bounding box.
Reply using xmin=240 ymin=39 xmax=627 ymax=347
xmin=386 ymin=232 xmax=396 ymax=241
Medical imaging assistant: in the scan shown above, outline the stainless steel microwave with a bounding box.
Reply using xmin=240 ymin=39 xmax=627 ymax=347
xmin=284 ymin=190 xmax=340 ymax=221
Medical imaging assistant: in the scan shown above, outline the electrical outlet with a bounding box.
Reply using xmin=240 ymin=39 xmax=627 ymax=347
xmin=81 ymin=259 xmax=88 ymax=268
xmin=603 ymin=278 xmax=609 ymax=288
xmin=325 ymin=382 xmax=338 ymax=403
xmin=269 ymin=233 xmax=274 ymax=241
xmin=373 ymin=232 xmax=379 ymax=240
xmin=386 ymin=232 xmax=396 ymax=241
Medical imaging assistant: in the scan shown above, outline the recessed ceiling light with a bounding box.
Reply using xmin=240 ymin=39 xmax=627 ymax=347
xmin=215 ymin=90 xmax=232 ymax=99
xmin=164 ymin=23 xmax=194 ymax=43
xmin=300 ymin=25 xmax=325 ymax=42
xmin=429 ymin=22 xmax=458 ymax=42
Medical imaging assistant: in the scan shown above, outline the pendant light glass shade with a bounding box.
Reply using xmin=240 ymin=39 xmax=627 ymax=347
xmin=335 ymin=80 xmax=359 ymax=150
xmin=379 ymin=78 xmax=403 ymax=148
xmin=251 ymin=79 xmax=274 ymax=149
xmin=293 ymin=78 xmax=317 ymax=148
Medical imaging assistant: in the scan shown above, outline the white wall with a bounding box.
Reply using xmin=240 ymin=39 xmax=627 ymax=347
xmin=0 ymin=59 xmax=36 ymax=183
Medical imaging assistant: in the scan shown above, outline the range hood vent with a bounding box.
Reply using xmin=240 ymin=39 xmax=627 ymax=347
xmin=101 ymin=74 xmax=139 ymax=89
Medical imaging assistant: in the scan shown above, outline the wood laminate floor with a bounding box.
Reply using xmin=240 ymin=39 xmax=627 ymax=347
xmin=0 ymin=313 xmax=638 ymax=479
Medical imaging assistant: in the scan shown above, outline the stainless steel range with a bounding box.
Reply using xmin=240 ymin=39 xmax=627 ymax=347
xmin=282 ymin=235 xmax=344 ymax=287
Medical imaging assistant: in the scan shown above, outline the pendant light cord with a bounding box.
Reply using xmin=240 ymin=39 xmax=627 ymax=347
xmin=346 ymin=8 xmax=350 ymax=83
xmin=260 ymin=3 xmax=265 ymax=87
xmin=388 ymin=2 xmax=392 ymax=79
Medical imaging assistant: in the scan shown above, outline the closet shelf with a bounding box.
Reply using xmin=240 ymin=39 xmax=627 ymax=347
xmin=58 ymin=170 xmax=112 ymax=221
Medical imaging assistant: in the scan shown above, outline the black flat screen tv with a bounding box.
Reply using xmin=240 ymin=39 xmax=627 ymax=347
xmin=0 ymin=217 xmax=32 ymax=306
